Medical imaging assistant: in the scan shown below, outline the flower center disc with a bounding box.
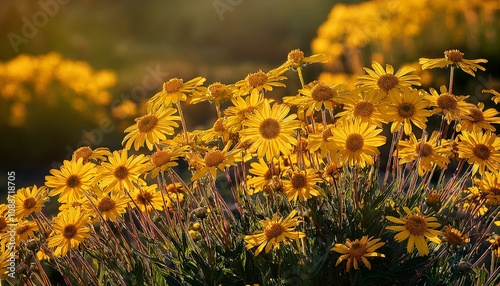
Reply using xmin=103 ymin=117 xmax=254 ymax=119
xmin=152 ymin=151 xmax=172 ymax=167
xmin=490 ymin=188 xmax=500 ymax=195
xmin=437 ymin=94 xmax=458 ymax=110
xmin=114 ymin=166 xmax=129 ymax=180
xmin=247 ymin=71 xmax=268 ymax=88
xmin=163 ymin=78 xmax=184 ymax=93
xmin=311 ymin=83 xmax=334 ymax=101
xmin=472 ymin=144 xmax=491 ymax=160
xmin=0 ymin=217 xmax=7 ymax=230
xmin=445 ymin=50 xmax=464 ymax=63
xmin=291 ymin=173 xmax=307 ymax=189
xmin=138 ymin=115 xmax=158 ymax=133
xmin=349 ymin=241 xmax=367 ymax=259
xmin=398 ymin=103 xmax=415 ymax=118
xmin=23 ymin=197 xmax=37 ymax=210
xmin=346 ymin=134 xmax=364 ymax=152
xmin=264 ymin=223 xmax=285 ymax=239
xmin=468 ymin=107 xmax=484 ymax=122
xmin=98 ymin=197 xmax=116 ymax=212
xmin=66 ymin=175 xmax=81 ymax=188
xmin=16 ymin=224 xmax=30 ymax=235
xmin=288 ymin=49 xmax=305 ymax=65
xmin=213 ymin=118 xmax=225 ymax=132
xmin=204 ymin=150 xmax=225 ymax=167
xmin=416 ymin=143 xmax=433 ymax=157
xmin=321 ymin=128 xmax=333 ymax=142
xmin=377 ymin=74 xmax=399 ymax=92
xmin=73 ymin=146 xmax=93 ymax=161
xmin=208 ymin=82 xmax=229 ymax=98
xmin=405 ymin=215 xmax=427 ymax=235
xmin=137 ymin=192 xmax=153 ymax=205
xmin=63 ymin=224 xmax=77 ymax=239
xmin=353 ymin=101 xmax=375 ymax=117
xmin=259 ymin=118 xmax=281 ymax=139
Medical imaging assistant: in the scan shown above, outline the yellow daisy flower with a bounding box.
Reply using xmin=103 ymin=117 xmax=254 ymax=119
xmin=149 ymin=145 xmax=189 ymax=179
xmin=482 ymin=89 xmax=500 ymax=105
xmin=280 ymin=49 xmax=330 ymax=70
xmin=45 ymin=158 xmax=96 ymax=203
xmin=200 ymin=117 xmax=232 ymax=144
xmin=331 ymin=236 xmax=385 ymax=271
xmin=442 ymin=226 xmax=469 ymax=248
xmin=489 ymin=234 xmax=500 ymax=258
xmin=397 ymin=132 xmax=451 ymax=176
xmin=0 ymin=244 xmax=12 ymax=278
xmin=224 ymin=89 xmax=266 ymax=133
xmin=385 ymin=87 xmax=431 ymax=135
xmin=123 ymin=106 xmax=181 ymax=151
xmin=129 ymin=184 xmax=164 ymax=213
xmin=97 ymin=149 xmax=150 ymax=192
xmin=457 ymin=102 xmax=500 ymax=132
xmin=47 ymin=208 xmax=90 ymax=257
xmin=355 ymin=61 xmax=421 ymax=96
xmin=72 ymin=146 xmax=111 ymax=163
xmin=456 ymin=130 xmax=500 ymax=175
xmin=15 ymin=185 xmax=49 ymax=219
xmin=37 ymin=245 xmax=52 ymax=261
xmin=463 ymin=186 xmax=488 ymax=216
xmin=15 ymin=220 xmax=38 ymax=243
xmin=475 ymin=171 xmax=500 ymax=205
xmin=84 ymin=187 xmax=130 ymax=222
xmin=282 ymin=169 xmax=323 ymax=202
xmin=330 ymin=119 xmax=386 ymax=168
xmin=419 ymin=49 xmax=487 ymax=77
xmin=386 ymin=207 xmax=442 ymax=256
xmin=244 ymin=210 xmax=306 ymax=256
xmin=234 ymin=68 xmax=287 ymax=97
xmin=307 ymin=124 xmax=336 ymax=158
xmin=426 ymin=85 xmax=474 ymax=124
xmin=191 ymin=142 xmax=242 ymax=181
xmin=240 ymin=101 xmax=300 ymax=161
xmin=336 ymin=88 xmax=388 ymax=127
xmin=295 ymin=81 xmax=347 ymax=116
xmin=246 ymin=158 xmax=281 ymax=195
xmin=190 ymin=82 xmax=234 ymax=106
xmin=147 ymin=76 xmax=206 ymax=110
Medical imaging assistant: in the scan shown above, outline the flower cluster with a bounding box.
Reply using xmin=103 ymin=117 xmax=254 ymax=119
xmin=2 ymin=47 xmax=500 ymax=285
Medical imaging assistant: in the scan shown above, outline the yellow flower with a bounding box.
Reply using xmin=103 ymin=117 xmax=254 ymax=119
xmin=191 ymin=142 xmax=242 ymax=181
xmin=482 ymin=89 xmax=500 ymax=105
xmin=190 ymin=82 xmax=234 ymax=106
xmin=426 ymin=85 xmax=474 ymax=124
xmin=280 ymin=49 xmax=330 ymax=70
xmin=442 ymin=226 xmax=469 ymax=247
xmin=295 ymin=81 xmax=347 ymax=116
xmin=240 ymin=101 xmax=300 ymax=161
xmin=224 ymin=91 xmax=266 ymax=133
xmin=234 ymin=68 xmax=287 ymax=97
xmin=386 ymin=207 xmax=442 ymax=256
xmin=15 ymin=185 xmax=49 ymax=219
xmin=355 ymin=61 xmax=421 ymax=96
xmin=15 ymin=220 xmax=38 ymax=243
xmin=489 ymin=234 xmax=500 ymax=258
xmin=463 ymin=186 xmax=488 ymax=216
xmin=397 ymin=132 xmax=451 ymax=176
xmin=282 ymin=169 xmax=323 ymax=202
xmin=336 ymin=88 xmax=388 ymax=127
xmin=129 ymin=184 xmax=164 ymax=213
xmin=97 ymin=149 xmax=150 ymax=192
xmin=83 ymin=187 xmax=130 ymax=222
xmin=246 ymin=158 xmax=281 ymax=195
xmin=456 ymin=130 xmax=500 ymax=175
xmin=307 ymin=124 xmax=336 ymax=158
xmin=330 ymin=119 xmax=386 ymax=168
xmin=475 ymin=171 xmax=500 ymax=205
xmin=123 ymin=107 xmax=180 ymax=151
xmin=244 ymin=210 xmax=306 ymax=256
xmin=47 ymin=208 xmax=90 ymax=257
xmin=331 ymin=236 xmax=385 ymax=271
xmin=72 ymin=146 xmax=111 ymax=163
xmin=419 ymin=49 xmax=487 ymax=76
xmin=457 ymin=102 xmax=500 ymax=132
xmin=149 ymin=145 xmax=189 ymax=179
xmin=45 ymin=158 xmax=96 ymax=203
xmin=385 ymin=88 xmax=431 ymax=135
xmin=147 ymin=76 xmax=206 ymax=110
xmin=0 ymin=243 xmax=12 ymax=278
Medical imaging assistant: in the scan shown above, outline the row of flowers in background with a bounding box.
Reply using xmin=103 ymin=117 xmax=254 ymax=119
xmin=1 ymin=47 xmax=499 ymax=285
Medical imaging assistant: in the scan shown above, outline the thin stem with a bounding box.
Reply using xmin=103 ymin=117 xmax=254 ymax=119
xmin=448 ymin=66 xmax=455 ymax=95
xmin=175 ymin=101 xmax=189 ymax=144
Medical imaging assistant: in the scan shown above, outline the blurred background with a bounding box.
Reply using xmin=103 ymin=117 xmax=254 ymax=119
xmin=1 ymin=0 xmax=500 ymax=195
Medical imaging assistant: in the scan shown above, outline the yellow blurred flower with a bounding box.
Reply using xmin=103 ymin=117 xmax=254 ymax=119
xmin=331 ymin=236 xmax=385 ymax=271
xmin=419 ymin=49 xmax=487 ymax=77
